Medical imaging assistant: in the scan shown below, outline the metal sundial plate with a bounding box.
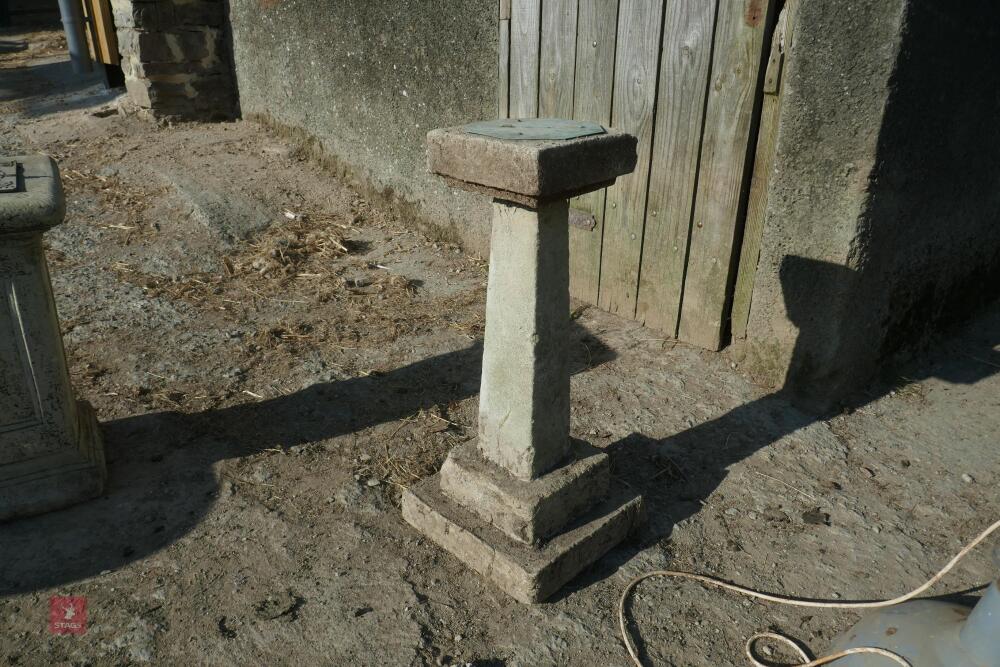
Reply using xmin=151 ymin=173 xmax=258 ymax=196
xmin=0 ymin=160 xmax=17 ymax=193
xmin=462 ymin=118 xmax=607 ymax=141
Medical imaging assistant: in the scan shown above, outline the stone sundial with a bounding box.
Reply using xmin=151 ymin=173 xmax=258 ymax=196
xmin=402 ymin=118 xmax=644 ymax=602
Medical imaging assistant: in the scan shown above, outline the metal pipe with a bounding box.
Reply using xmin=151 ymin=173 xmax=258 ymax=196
xmin=56 ymin=0 xmax=92 ymax=74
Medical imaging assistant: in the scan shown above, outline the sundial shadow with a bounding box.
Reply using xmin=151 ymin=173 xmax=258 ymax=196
xmin=3 ymin=256 xmax=998 ymax=605
xmin=555 ymin=257 xmax=1000 ymax=652
xmin=0 ymin=322 xmax=615 ymax=594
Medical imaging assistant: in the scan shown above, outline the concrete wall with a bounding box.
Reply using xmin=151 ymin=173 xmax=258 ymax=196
xmin=222 ymin=0 xmax=1000 ymax=410
xmin=741 ymin=0 xmax=1000 ymax=410
xmin=227 ymin=0 xmax=498 ymax=254
xmin=112 ymin=0 xmax=238 ymax=120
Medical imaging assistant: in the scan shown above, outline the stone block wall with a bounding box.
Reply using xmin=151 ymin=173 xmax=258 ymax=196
xmin=111 ymin=0 xmax=237 ymax=121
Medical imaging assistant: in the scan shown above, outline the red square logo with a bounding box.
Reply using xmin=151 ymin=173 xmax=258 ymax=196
xmin=49 ymin=596 xmax=87 ymax=635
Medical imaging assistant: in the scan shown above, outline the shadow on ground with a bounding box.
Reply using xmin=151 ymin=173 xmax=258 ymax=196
xmin=4 ymin=253 xmax=999 ymax=602
xmin=565 ymin=258 xmax=1000 ymax=662
xmin=0 ymin=59 xmax=114 ymax=119
xmin=0 ymin=324 xmax=618 ymax=593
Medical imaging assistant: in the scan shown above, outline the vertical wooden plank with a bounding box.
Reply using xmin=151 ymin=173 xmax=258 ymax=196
xmin=539 ymin=0 xmax=578 ymax=118
xmin=510 ymin=0 xmax=542 ymax=118
xmin=634 ymin=0 xmax=718 ymax=333
xmin=597 ymin=0 xmax=664 ymax=317
xmin=499 ymin=0 xmax=513 ymax=118
xmin=86 ymin=0 xmax=120 ymax=65
xmin=732 ymin=1 xmax=795 ymax=340
xmin=677 ymin=0 xmax=776 ymax=350
xmin=80 ymin=0 xmax=99 ymax=62
xmin=499 ymin=18 xmax=511 ymax=118
xmin=568 ymin=0 xmax=618 ymax=303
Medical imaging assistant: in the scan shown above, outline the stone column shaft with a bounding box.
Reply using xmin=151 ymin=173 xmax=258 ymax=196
xmin=478 ymin=200 xmax=570 ymax=480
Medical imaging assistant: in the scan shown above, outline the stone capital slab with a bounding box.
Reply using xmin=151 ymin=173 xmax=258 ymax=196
xmin=0 ymin=155 xmax=65 ymax=235
xmin=426 ymin=123 xmax=637 ymax=208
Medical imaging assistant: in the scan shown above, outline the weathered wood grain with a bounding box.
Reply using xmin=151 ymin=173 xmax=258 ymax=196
xmin=85 ymin=0 xmax=120 ymax=66
xmin=568 ymin=0 xmax=618 ymax=303
xmin=510 ymin=0 xmax=542 ymax=118
xmin=678 ymin=0 xmax=776 ymax=349
xmin=597 ymin=0 xmax=664 ymax=316
xmin=499 ymin=18 xmax=511 ymax=118
xmin=539 ymin=0 xmax=578 ymax=119
xmin=732 ymin=1 xmax=795 ymax=340
xmin=635 ymin=0 xmax=717 ymax=334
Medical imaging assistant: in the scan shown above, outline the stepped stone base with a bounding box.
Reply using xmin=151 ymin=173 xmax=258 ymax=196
xmin=440 ymin=439 xmax=610 ymax=545
xmin=0 ymin=401 xmax=106 ymax=522
xmin=403 ymin=474 xmax=643 ymax=603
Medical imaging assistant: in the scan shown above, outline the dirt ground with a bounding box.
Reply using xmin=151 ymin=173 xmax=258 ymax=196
xmin=2 ymin=29 xmax=999 ymax=667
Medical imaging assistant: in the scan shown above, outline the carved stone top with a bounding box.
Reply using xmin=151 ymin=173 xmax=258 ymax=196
xmin=427 ymin=121 xmax=637 ymax=208
xmin=462 ymin=118 xmax=607 ymax=141
xmin=0 ymin=155 xmax=65 ymax=234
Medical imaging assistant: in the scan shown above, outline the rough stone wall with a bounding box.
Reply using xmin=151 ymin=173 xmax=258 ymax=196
xmin=112 ymin=0 xmax=237 ymax=120
xmin=741 ymin=0 xmax=1000 ymax=410
xmin=227 ymin=0 xmax=498 ymax=255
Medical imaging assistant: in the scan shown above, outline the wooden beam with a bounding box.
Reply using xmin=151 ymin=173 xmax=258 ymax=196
xmin=677 ymin=0 xmax=777 ymax=350
xmin=597 ymin=0 xmax=664 ymax=317
xmin=635 ymin=0 xmax=718 ymax=334
xmin=539 ymin=0 xmax=578 ymax=119
xmin=84 ymin=0 xmax=120 ymax=66
xmin=499 ymin=18 xmax=511 ymax=118
xmin=510 ymin=0 xmax=542 ymax=118
xmin=568 ymin=0 xmax=618 ymax=305
xmin=731 ymin=1 xmax=795 ymax=341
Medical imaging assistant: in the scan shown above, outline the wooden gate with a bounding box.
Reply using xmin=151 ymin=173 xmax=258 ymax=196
xmin=498 ymin=0 xmax=778 ymax=350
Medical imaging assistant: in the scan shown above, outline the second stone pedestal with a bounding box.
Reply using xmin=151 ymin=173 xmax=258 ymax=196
xmin=0 ymin=155 xmax=106 ymax=521
xmin=403 ymin=120 xmax=643 ymax=603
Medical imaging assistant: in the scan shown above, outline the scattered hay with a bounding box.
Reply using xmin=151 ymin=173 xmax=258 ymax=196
xmin=63 ymin=169 xmax=165 ymax=233
xmin=356 ymin=406 xmax=468 ymax=491
xmin=110 ymin=262 xmax=222 ymax=302
xmin=244 ymin=216 xmax=353 ymax=278
xmin=891 ymin=376 xmax=927 ymax=402
xmin=344 ymin=270 xmax=418 ymax=296
xmin=253 ymin=322 xmax=315 ymax=349
xmin=447 ymin=312 xmax=485 ymax=339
